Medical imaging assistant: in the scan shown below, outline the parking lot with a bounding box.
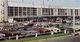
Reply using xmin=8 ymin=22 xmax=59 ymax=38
xmin=0 ymin=20 xmax=66 ymax=40
xmin=0 ymin=18 xmax=80 ymax=41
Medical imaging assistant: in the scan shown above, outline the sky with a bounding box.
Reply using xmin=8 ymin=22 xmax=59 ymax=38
xmin=8 ymin=0 xmax=80 ymax=7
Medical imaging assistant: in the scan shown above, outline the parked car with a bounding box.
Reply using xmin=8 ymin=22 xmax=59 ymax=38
xmin=45 ymin=27 xmax=61 ymax=33
xmin=0 ymin=33 xmax=5 ymax=39
xmin=74 ymin=31 xmax=80 ymax=36
xmin=0 ymin=30 xmax=21 ymax=37
xmin=42 ymin=24 xmax=61 ymax=33
xmin=18 ymin=30 xmax=40 ymax=36
xmin=32 ymin=27 xmax=50 ymax=33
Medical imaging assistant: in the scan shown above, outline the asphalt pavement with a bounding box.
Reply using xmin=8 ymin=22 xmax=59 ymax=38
xmin=43 ymin=35 xmax=80 ymax=42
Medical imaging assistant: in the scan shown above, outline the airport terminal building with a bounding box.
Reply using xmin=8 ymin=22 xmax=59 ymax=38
xmin=1 ymin=0 xmax=80 ymax=22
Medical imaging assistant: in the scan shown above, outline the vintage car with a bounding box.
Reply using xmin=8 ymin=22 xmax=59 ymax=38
xmin=44 ymin=27 xmax=61 ymax=33
xmin=0 ymin=30 xmax=21 ymax=37
xmin=74 ymin=31 xmax=80 ymax=36
xmin=0 ymin=33 xmax=5 ymax=39
xmin=41 ymin=24 xmax=61 ymax=33
xmin=32 ymin=27 xmax=50 ymax=33
xmin=18 ymin=30 xmax=40 ymax=36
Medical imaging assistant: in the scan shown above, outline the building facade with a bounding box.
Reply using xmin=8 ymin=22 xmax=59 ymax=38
xmin=1 ymin=0 xmax=80 ymax=22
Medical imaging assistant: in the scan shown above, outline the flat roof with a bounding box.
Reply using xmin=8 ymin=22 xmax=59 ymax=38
xmin=8 ymin=0 xmax=80 ymax=9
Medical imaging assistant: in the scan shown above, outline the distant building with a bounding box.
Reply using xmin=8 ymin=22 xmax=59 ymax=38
xmin=0 ymin=0 xmax=80 ymax=22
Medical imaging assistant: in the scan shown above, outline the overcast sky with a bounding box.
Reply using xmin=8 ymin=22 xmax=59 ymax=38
xmin=8 ymin=0 xmax=80 ymax=7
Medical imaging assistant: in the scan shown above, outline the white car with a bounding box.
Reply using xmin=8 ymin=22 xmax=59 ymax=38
xmin=41 ymin=24 xmax=61 ymax=33
xmin=44 ymin=27 xmax=61 ymax=33
xmin=0 ymin=33 xmax=5 ymax=39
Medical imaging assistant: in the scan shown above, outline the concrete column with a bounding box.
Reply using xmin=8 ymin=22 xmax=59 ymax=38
xmin=35 ymin=33 xmax=38 ymax=37
xmin=55 ymin=8 xmax=58 ymax=16
xmin=67 ymin=9 xmax=69 ymax=16
xmin=50 ymin=8 xmax=51 ymax=16
xmin=37 ymin=8 xmax=38 ymax=16
xmin=64 ymin=29 xmax=67 ymax=34
xmin=9 ymin=36 xmax=11 ymax=40
xmin=51 ymin=31 xmax=54 ymax=35
xmin=73 ymin=9 xmax=76 ymax=33
xmin=73 ymin=29 xmax=76 ymax=33
xmin=16 ymin=35 xmax=19 ymax=40
xmin=37 ymin=8 xmax=42 ymax=16
xmin=41 ymin=8 xmax=42 ymax=16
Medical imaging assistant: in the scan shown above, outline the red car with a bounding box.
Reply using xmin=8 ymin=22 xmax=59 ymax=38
xmin=32 ymin=27 xmax=50 ymax=33
xmin=0 ymin=30 xmax=21 ymax=37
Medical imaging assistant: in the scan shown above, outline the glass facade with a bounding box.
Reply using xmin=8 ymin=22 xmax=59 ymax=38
xmin=8 ymin=7 xmax=80 ymax=17
xmin=75 ymin=9 xmax=78 ymax=15
xmin=58 ymin=9 xmax=67 ymax=16
xmin=42 ymin=8 xmax=50 ymax=16
xmin=8 ymin=7 xmax=37 ymax=16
